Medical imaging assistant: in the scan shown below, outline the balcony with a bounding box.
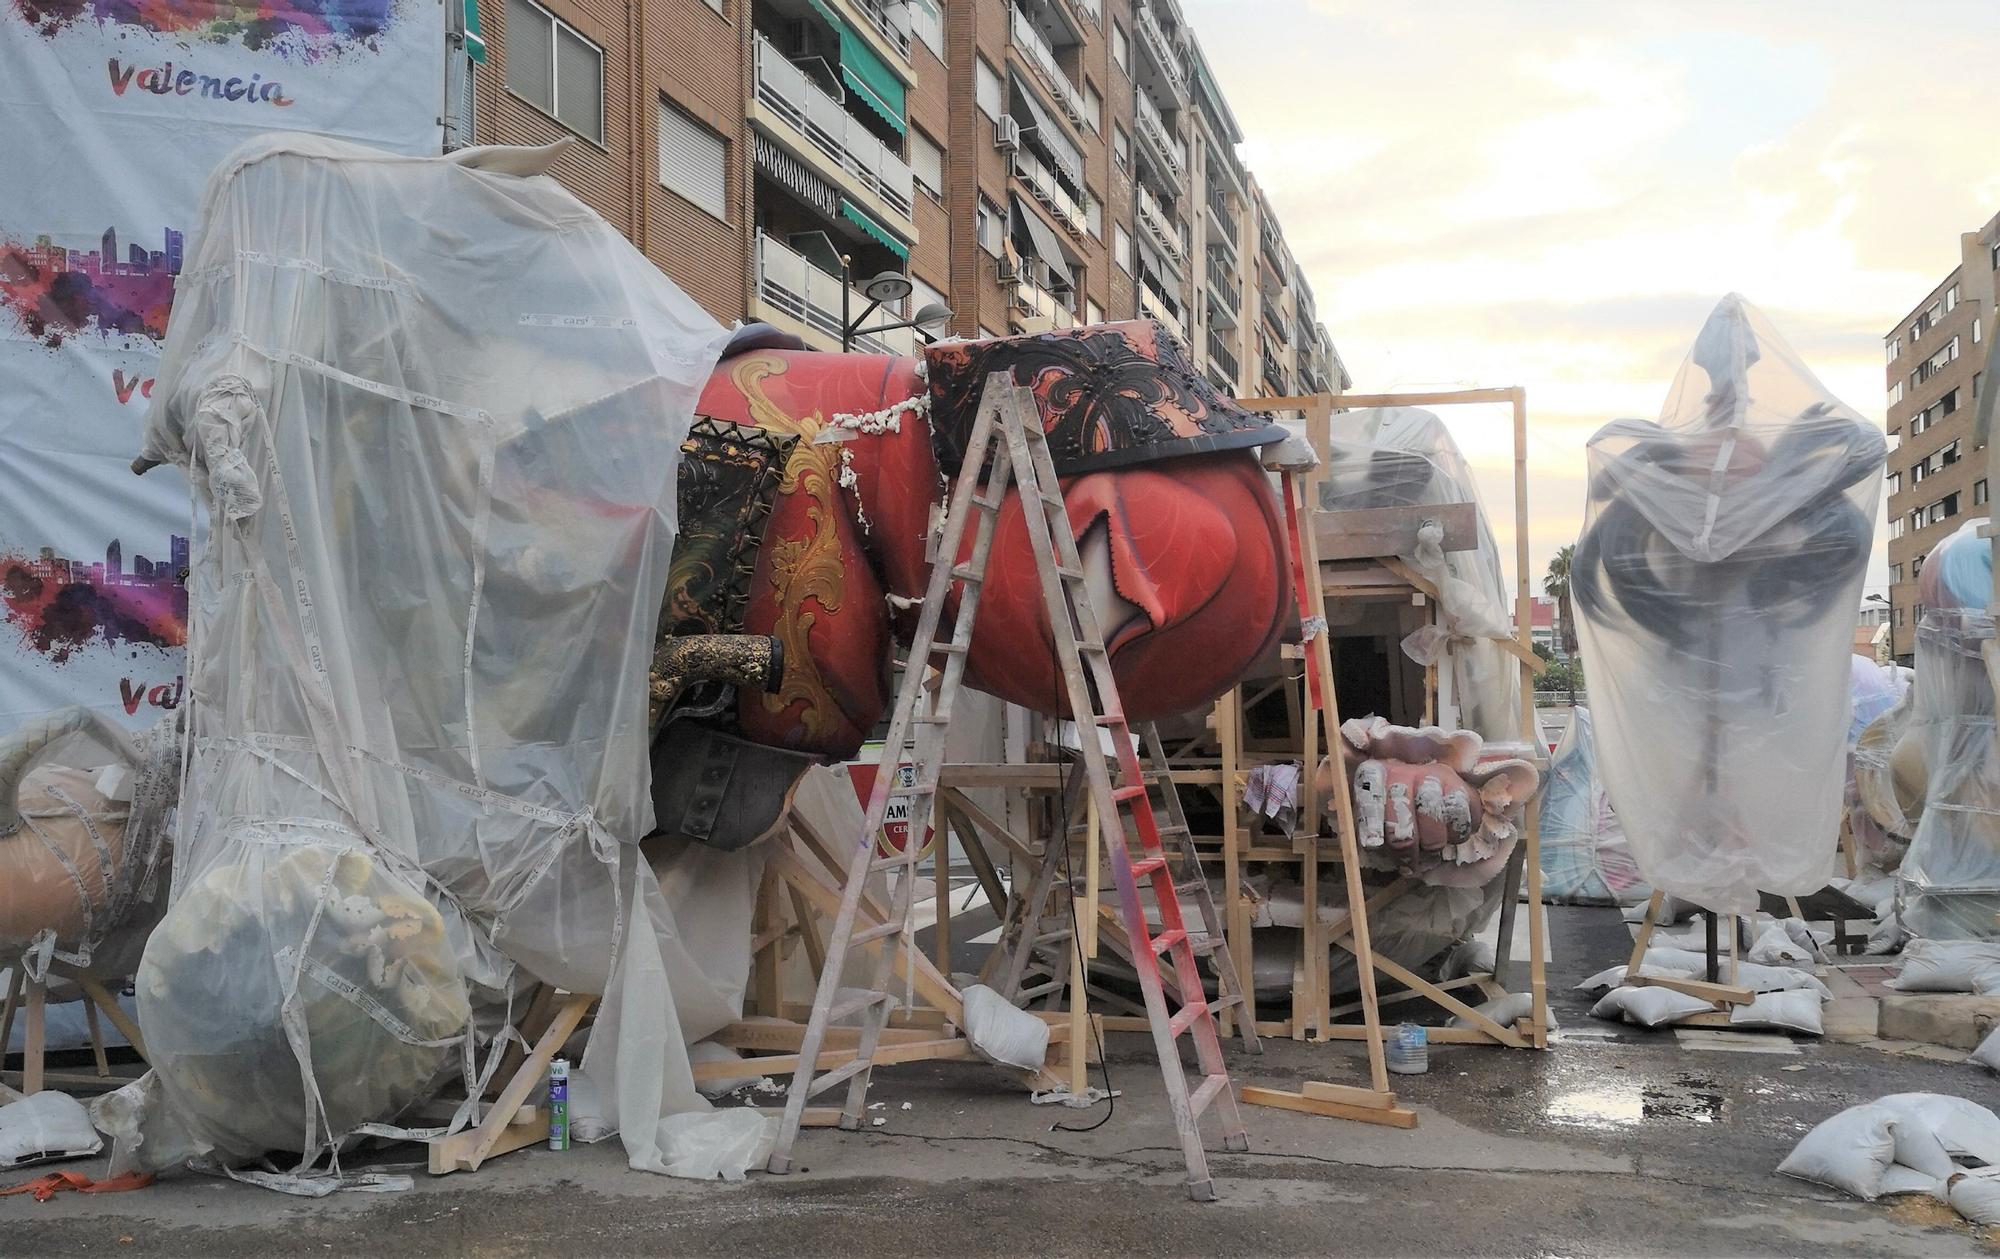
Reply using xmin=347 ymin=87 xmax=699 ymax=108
xmin=1133 ymin=89 xmax=1186 ymax=182
xmin=1063 ymin=0 xmax=1102 ymax=25
xmin=1013 ymin=148 xmax=1088 ymax=238
xmin=846 ymin=0 xmax=912 ymax=60
xmin=1135 ymin=183 xmax=1185 ymax=266
xmin=1206 ymin=329 xmax=1239 ymax=384
xmin=1261 ymin=352 xmax=1288 ymax=397
xmin=1259 ymin=225 xmax=1286 ymax=277
xmin=1010 ymin=270 xmax=1078 ymax=333
xmin=1140 ymin=285 xmax=1186 ymax=345
xmin=1133 ymin=2 xmax=1188 ymax=105
xmin=1010 ymin=6 xmax=1090 ymax=131
xmin=755 ymin=231 xmax=916 ymax=356
xmin=753 ymin=37 xmax=915 ymax=224
xmin=1206 ymin=189 xmax=1237 ymax=254
xmin=1262 ymin=298 xmax=1289 ymax=345
xmin=1207 ymin=262 xmax=1240 ymax=321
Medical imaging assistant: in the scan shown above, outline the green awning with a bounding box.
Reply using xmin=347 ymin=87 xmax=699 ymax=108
xmin=806 ymin=0 xmax=907 ymax=135
xmin=841 ymin=198 xmax=909 ymax=260
xmin=462 ymin=0 xmax=485 ymax=62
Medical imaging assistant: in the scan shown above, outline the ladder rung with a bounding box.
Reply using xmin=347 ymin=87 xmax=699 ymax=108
xmin=1033 ymin=926 xmax=1075 ymax=945
xmin=1210 ymin=993 xmax=1245 ymax=1011
xmin=1129 ymin=855 xmax=1168 ymax=879
xmin=1150 ymin=928 xmax=1186 ymax=956
xmin=1056 ymin=563 xmax=1086 ymax=581
xmin=828 ymin=990 xmax=890 ymax=1022
xmin=913 ymin=713 xmax=953 ymax=725
xmin=1112 ymin=784 xmax=1149 ymax=804
xmin=1168 ymin=1000 xmax=1210 ymax=1038
xmin=1174 ymin=880 xmax=1211 ymax=897
xmin=849 ymin=921 xmax=904 ymax=946
xmin=930 ymin=641 xmax=969 ymax=655
xmin=972 ymin=492 xmax=1006 ymax=510
xmin=1188 ymin=1073 xmax=1230 ymax=1116
xmin=807 ymin=1057 xmax=871 ymax=1097
xmin=870 ymin=854 xmax=917 ymax=872
xmin=1075 ymin=638 xmax=1107 ymax=655
xmin=949 ymin=563 xmax=985 ymax=582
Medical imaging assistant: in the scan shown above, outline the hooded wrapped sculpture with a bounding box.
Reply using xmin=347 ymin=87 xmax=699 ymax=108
xmin=1572 ymin=295 xmax=1883 ymax=916
xmin=110 ymin=133 xmax=754 ymax=1179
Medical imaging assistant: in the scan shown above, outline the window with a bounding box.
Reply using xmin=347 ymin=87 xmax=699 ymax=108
xmin=909 ymin=128 xmax=943 ymax=200
xmin=1942 ymin=439 xmax=1962 ymax=466
xmin=1085 ymin=196 xmax=1101 ymax=239
xmin=1947 ymin=282 xmax=1961 ymax=313
xmin=1887 ymin=335 xmax=1902 ymax=363
xmin=911 ymin=274 xmax=948 ymax=322
xmin=1913 ymin=554 xmax=1927 ymax=577
xmin=910 ymin=0 xmax=944 ymax=61
xmin=1082 ymin=82 xmax=1102 ymax=134
xmin=1888 ymin=471 xmax=1901 ymax=495
xmin=1913 ymin=387 xmax=1959 ymax=436
xmin=1912 ymin=460 xmax=1927 ymax=485
xmin=1113 ymin=125 xmax=1130 ymax=172
xmin=1979 ymin=479 xmax=1991 ymax=507
xmin=1889 ymin=379 xmax=1904 ymax=405
xmin=1913 ymin=300 xmax=1942 ymax=340
xmin=656 ymin=101 xmax=727 ymax=220
xmin=1978 ymin=372 xmax=1985 ymax=400
xmin=1890 ymin=518 xmax=1905 ymax=540
xmin=976 ymin=196 xmax=1004 ymax=256
xmin=1977 ymin=317 xmax=1984 ymax=345
xmin=506 ymin=0 xmax=603 ymax=142
xmin=1890 ymin=563 xmax=1904 ymax=584
xmin=1992 ymin=242 xmax=1999 ymax=271
xmin=1086 ymin=297 xmax=1103 ymax=326
xmin=1914 ymin=335 xmax=1961 ymax=385
xmin=975 ymin=57 xmax=1002 ymax=120
xmin=1113 ymin=223 xmax=1132 ymax=274
xmin=1112 ymin=24 xmax=1129 ymax=73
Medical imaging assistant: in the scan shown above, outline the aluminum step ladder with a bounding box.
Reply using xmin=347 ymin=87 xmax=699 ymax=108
xmin=765 ymin=374 xmax=1251 ymax=1200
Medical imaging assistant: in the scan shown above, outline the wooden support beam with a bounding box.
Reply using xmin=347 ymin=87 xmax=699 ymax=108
xmin=1240 ymin=1085 xmax=1418 ymax=1129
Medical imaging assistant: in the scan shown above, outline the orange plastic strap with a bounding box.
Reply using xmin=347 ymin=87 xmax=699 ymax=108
xmin=0 ymin=1170 xmax=155 ymax=1201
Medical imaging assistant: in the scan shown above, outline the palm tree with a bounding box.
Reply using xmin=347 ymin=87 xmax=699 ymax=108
xmin=1544 ymin=544 xmax=1578 ymax=701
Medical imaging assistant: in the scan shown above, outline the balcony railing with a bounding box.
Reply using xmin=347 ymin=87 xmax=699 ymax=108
xmin=1133 ymin=89 xmax=1186 ymax=180
xmin=1135 ymin=183 xmax=1185 ymax=265
xmin=1263 ymin=299 xmax=1290 ymax=345
xmin=1259 ymin=225 xmax=1286 ymax=276
xmin=1134 ymin=2 xmax=1187 ymax=101
xmin=1207 ymin=260 xmax=1240 ymax=314
xmin=756 ymin=231 xmax=916 ymax=356
xmin=1064 ymin=0 xmax=1102 ymax=26
xmin=1206 ymin=330 xmax=1239 ymax=383
xmin=1139 ymin=277 xmax=1186 ymax=344
xmin=1261 ymin=353 xmax=1288 ymax=396
xmin=754 ymin=37 xmax=914 ymax=221
xmin=1013 ymin=148 xmax=1087 ymax=237
xmin=1011 ymin=273 xmax=1077 ymax=331
xmin=1206 ymin=190 xmax=1237 ymax=251
xmin=1011 ymin=6 xmax=1089 ymax=129
xmin=847 ymin=0 xmax=912 ymax=59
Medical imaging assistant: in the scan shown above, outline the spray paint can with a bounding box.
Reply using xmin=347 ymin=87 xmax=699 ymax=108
xmin=547 ymin=1057 xmax=570 ymax=1151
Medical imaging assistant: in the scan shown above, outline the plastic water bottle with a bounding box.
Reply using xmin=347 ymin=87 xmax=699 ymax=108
xmin=1386 ymin=1022 xmax=1429 ymax=1075
xmin=548 ymin=1057 xmax=570 ymax=1151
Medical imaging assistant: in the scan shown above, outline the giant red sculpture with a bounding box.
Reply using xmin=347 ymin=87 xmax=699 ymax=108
xmin=649 ymin=321 xmax=1292 ymax=847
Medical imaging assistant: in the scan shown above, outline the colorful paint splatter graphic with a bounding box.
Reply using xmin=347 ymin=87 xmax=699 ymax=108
xmin=0 ymin=535 xmax=188 ymax=664
xmin=0 ymin=226 xmax=180 ymax=346
xmin=12 ymin=0 xmax=397 ymax=55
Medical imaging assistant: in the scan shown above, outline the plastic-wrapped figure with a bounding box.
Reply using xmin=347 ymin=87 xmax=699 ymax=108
xmin=1572 ymin=295 xmax=1883 ymax=915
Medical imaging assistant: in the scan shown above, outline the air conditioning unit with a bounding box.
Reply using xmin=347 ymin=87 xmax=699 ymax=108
xmin=996 ymin=257 xmax=1023 ymax=284
xmin=994 ymin=114 xmax=1022 ymax=153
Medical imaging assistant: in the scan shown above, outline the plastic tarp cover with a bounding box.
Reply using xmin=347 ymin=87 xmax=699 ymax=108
xmin=1537 ymin=707 xmax=1649 ymax=905
xmin=1899 ymin=610 xmax=2000 ymax=939
xmin=1316 ymin=407 xmax=1521 ymax=741
xmin=116 ymin=134 xmax=744 ymax=1179
xmin=1572 ymin=295 xmax=1883 ymax=916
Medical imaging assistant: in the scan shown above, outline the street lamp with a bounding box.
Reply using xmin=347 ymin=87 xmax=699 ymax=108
xmin=839 ymin=254 xmax=953 ymax=352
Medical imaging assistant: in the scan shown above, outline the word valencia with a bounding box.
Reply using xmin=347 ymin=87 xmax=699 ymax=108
xmin=107 ymin=58 xmax=295 ymax=107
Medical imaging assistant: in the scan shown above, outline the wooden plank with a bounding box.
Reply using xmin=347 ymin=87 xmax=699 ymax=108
xmin=429 ymin=1105 xmax=546 ymax=1175
xmin=704 ymin=1036 xmax=974 ymax=1083
xmin=1240 ymin=1085 xmax=1418 ymax=1129
xmin=66 ymin=970 xmax=147 ymax=1061
xmin=768 ymin=843 xmax=964 ymax=1023
xmin=711 ymin=1022 xmax=942 ymax=1053
xmin=1314 ymin=502 xmax=1479 ymax=560
xmin=22 ymin=973 xmax=44 ymax=1095
xmin=434 ymin=993 xmax=593 ymax=1175
xmin=1628 ymin=974 xmax=1753 ymax=1006
xmin=1300 ymin=1081 xmax=1397 ymax=1109
xmin=756 ymin=1106 xmax=840 ymax=1128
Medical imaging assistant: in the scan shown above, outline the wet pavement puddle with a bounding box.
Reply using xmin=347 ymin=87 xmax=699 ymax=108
xmin=1545 ymin=1073 xmax=1728 ymax=1130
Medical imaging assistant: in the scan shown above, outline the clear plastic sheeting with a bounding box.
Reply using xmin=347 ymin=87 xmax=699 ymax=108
xmin=118 ymin=134 xmax=738 ymax=1178
xmin=1537 ymin=707 xmax=1648 ymax=906
xmin=1899 ymin=610 xmax=2000 ymax=939
xmin=1573 ymin=295 xmax=1883 ymax=916
xmin=1317 ymin=407 xmax=1520 ymax=740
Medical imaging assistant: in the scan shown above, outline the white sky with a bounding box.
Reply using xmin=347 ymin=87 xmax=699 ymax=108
xmin=1185 ymin=0 xmax=2000 ymax=595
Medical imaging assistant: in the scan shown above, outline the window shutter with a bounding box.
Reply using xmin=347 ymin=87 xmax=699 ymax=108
xmin=555 ymin=26 xmax=602 ymax=141
xmin=659 ymin=102 xmax=729 ymax=221
xmin=505 ymin=0 xmax=553 ymax=111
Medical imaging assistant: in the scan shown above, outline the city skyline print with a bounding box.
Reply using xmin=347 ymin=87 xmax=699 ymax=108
xmin=0 ymin=224 xmax=183 ymax=346
xmin=0 ymin=532 xmax=188 ymax=664
xmin=11 ymin=0 xmax=402 ymax=59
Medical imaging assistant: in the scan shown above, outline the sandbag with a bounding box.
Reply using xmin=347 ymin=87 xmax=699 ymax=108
xmin=1777 ymin=1104 xmax=1906 ymax=1200
xmin=961 ymin=983 xmax=1049 ymax=1073
xmin=1728 ymin=989 xmax=1824 ymax=1036
xmin=1949 ymin=1171 xmax=2000 ymax=1226
xmin=0 ymin=1091 xmax=102 ymax=1169
xmin=1589 ymin=985 xmax=1713 ymax=1029
xmin=1887 ymin=939 xmax=2000 ymax=995
xmin=1449 ymin=991 xmax=1555 ymax=1031
xmin=1746 ymin=919 xmax=1821 ymax=967
xmin=1973 ymin=1024 xmax=2000 ymax=1074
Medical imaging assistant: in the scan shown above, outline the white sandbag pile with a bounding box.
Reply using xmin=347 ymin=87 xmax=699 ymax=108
xmin=1780 ymin=1093 xmax=2000 ymax=1221
xmin=1886 ymin=939 xmax=2000 ymax=996
xmin=1578 ymin=946 xmax=1828 ymax=1035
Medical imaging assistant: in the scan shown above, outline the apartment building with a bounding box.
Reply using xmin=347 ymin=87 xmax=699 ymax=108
xmin=461 ymin=0 xmax=1340 ymax=397
xmin=1882 ymin=210 xmax=2000 ymax=664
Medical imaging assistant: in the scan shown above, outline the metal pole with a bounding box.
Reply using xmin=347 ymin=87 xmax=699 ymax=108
xmin=840 ymin=254 xmax=853 ymax=353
